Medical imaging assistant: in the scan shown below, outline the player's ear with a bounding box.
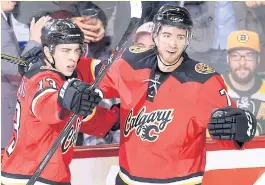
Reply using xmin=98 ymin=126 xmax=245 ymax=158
xmin=44 ymin=46 xmax=51 ymax=57
xmin=43 ymin=46 xmax=53 ymax=62
xmin=152 ymin=33 xmax=158 ymax=45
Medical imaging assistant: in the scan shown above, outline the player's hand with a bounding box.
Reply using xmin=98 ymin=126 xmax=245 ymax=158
xmin=72 ymin=17 xmax=105 ymax=43
xmin=58 ymin=79 xmax=102 ymax=116
xmin=208 ymin=107 xmax=257 ymax=143
xmin=30 ymin=15 xmax=52 ymax=44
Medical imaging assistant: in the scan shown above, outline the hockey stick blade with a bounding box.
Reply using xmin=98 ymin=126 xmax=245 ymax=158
xmin=1 ymin=53 xmax=28 ymax=67
xmin=26 ymin=3 xmax=144 ymax=185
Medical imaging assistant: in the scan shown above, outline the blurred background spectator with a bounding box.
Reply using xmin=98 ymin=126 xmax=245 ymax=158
xmin=1 ymin=1 xmax=51 ymax=148
xmin=15 ymin=1 xmax=109 ymax=61
xmin=132 ymin=22 xmax=155 ymax=49
xmin=141 ymin=1 xmax=181 ymax=22
xmin=1 ymin=0 xmax=21 ymax=149
xmin=184 ymin=1 xmax=264 ymax=74
xmin=244 ymin=1 xmax=265 ymax=78
xmin=222 ymin=30 xmax=265 ymax=135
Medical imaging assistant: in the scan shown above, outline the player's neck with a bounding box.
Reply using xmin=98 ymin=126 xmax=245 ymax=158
xmin=228 ymin=74 xmax=255 ymax=91
xmin=157 ymin=56 xmax=183 ymax=73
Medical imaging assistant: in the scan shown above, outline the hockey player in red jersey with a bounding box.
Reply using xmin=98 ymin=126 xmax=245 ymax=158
xmin=1 ymin=19 xmax=119 ymax=185
xmin=86 ymin=5 xmax=257 ymax=185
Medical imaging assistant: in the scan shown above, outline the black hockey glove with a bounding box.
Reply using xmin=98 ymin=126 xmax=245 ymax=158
xmin=58 ymin=79 xmax=102 ymax=116
xmin=208 ymin=107 xmax=257 ymax=143
xmin=19 ymin=46 xmax=44 ymax=76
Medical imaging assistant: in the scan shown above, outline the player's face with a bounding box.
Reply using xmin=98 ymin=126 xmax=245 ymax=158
xmin=228 ymin=49 xmax=258 ymax=84
xmin=134 ymin=33 xmax=155 ymax=50
xmin=155 ymin=25 xmax=188 ymax=64
xmin=53 ymin=44 xmax=82 ymax=76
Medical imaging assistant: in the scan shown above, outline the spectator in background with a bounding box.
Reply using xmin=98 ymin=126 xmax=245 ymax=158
xmin=133 ymin=22 xmax=155 ymax=49
xmin=184 ymin=1 xmax=264 ymax=74
xmin=222 ymin=30 xmax=265 ymax=135
xmin=141 ymin=1 xmax=182 ymax=22
xmin=28 ymin=8 xmax=105 ymax=44
xmin=245 ymin=1 xmax=265 ymax=78
xmin=245 ymin=1 xmax=265 ymax=8
xmin=110 ymin=2 xmax=180 ymax=51
xmin=1 ymin=1 xmax=51 ymax=148
xmin=15 ymin=1 xmax=109 ymax=61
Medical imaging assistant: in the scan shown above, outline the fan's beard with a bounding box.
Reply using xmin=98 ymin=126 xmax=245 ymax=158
xmin=231 ymin=67 xmax=255 ymax=84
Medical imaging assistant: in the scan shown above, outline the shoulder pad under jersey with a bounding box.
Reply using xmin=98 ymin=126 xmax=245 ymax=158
xmin=172 ymin=57 xmax=220 ymax=84
xmin=121 ymin=46 xmax=157 ymax=70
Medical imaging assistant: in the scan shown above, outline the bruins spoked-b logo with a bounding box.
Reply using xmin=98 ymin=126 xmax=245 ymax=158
xmin=129 ymin=45 xmax=148 ymax=53
xmin=124 ymin=106 xmax=174 ymax=142
xmin=195 ymin=63 xmax=215 ymax=74
xmin=237 ymin=33 xmax=249 ymax=43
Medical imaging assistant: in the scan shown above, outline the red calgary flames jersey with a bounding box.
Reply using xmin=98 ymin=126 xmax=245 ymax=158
xmin=97 ymin=47 xmax=240 ymax=185
xmin=1 ymin=63 xmax=118 ymax=185
xmin=76 ymin=57 xmax=101 ymax=83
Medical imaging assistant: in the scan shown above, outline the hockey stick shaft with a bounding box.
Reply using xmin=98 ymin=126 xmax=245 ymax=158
xmin=26 ymin=15 xmax=143 ymax=185
xmin=1 ymin=53 xmax=28 ymax=66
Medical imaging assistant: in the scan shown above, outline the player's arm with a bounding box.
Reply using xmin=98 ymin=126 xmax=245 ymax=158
xmin=79 ymin=104 xmax=120 ymax=137
xmin=30 ymin=72 xmax=66 ymax=125
xmin=78 ymin=58 xmax=122 ymax=125
xmin=31 ymin=71 xmax=101 ymax=125
xmin=198 ymin=75 xmax=257 ymax=149
xmin=97 ymin=58 xmax=122 ymax=99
